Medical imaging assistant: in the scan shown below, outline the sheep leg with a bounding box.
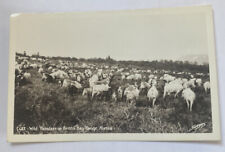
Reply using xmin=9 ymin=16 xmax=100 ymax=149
xmin=185 ymin=100 xmax=189 ymax=111
xmin=91 ymin=92 xmax=96 ymax=101
xmin=152 ymin=98 xmax=156 ymax=108
xmin=190 ymin=100 xmax=193 ymax=112
xmin=175 ymin=91 xmax=179 ymax=97
xmin=163 ymin=91 xmax=166 ymax=98
xmin=148 ymin=97 xmax=151 ymax=107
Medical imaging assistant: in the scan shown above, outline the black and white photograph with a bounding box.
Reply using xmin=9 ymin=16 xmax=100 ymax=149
xmin=7 ymin=6 xmax=220 ymax=142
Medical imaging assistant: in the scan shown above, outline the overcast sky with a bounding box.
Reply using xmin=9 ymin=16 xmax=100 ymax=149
xmin=10 ymin=9 xmax=209 ymax=61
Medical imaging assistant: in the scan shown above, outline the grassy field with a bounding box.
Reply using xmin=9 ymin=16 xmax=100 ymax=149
xmin=14 ymin=68 xmax=212 ymax=134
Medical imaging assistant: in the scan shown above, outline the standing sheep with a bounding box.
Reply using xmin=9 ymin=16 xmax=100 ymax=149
xmin=182 ymin=88 xmax=196 ymax=111
xmin=147 ymin=85 xmax=159 ymax=107
xmin=23 ymin=72 xmax=31 ymax=79
xmin=163 ymin=80 xmax=183 ymax=98
xmin=196 ymin=78 xmax=202 ymax=87
xmin=203 ymin=81 xmax=210 ymax=93
xmin=38 ymin=67 xmax=44 ymax=74
xmin=124 ymin=85 xmax=140 ymax=103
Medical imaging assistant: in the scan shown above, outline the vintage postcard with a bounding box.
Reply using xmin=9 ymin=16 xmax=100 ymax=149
xmin=7 ymin=5 xmax=221 ymax=142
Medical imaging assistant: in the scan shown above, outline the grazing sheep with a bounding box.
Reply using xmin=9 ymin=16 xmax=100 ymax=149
xmin=50 ymin=70 xmax=69 ymax=79
xmin=48 ymin=66 xmax=53 ymax=71
xmin=30 ymin=63 xmax=38 ymax=69
xmin=140 ymin=81 xmax=151 ymax=89
xmin=147 ymin=86 xmax=159 ymax=107
xmin=163 ymin=74 xmax=175 ymax=82
xmin=89 ymin=74 xmax=99 ymax=87
xmin=148 ymin=78 xmax=153 ymax=84
xmin=134 ymin=73 xmax=142 ymax=80
xmin=140 ymin=81 xmax=151 ymax=95
xmin=196 ymin=78 xmax=202 ymax=87
xmin=92 ymin=84 xmax=111 ymax=99
xmin=183 ymin=78 xmax=196 ymax=89
xmin=124 ymin=85 xmax=140 ymax=103
xmin=38 ymin=68 xmax=44 ymax=74
xmin=148 ymin=74 xmax=155 ymax=79
xmin=182 ymin=78 xmax=188 ymax=84
xmin=121 ymin=75 xmax=126 ymax=80
xmin=71 ymin=80 xmax=82 ymax=89
xmin=23 ymin=72 xmax=31 ymax=79
xmin=182 ymin=88 xmax=196 ymax=111
xmin=62 ymin=79 xmax=82 ymax=89
xmin=163 ymin=80 xmax=183 ymax=98
xmin=126 ymin=74 xmax=135 ymax=80
xmin=189 ymin=78 xmax=196 ymax=88
xmin=151 ymin=79 xmax=157 ymax=86
xmin=203 ymin=81 xmax=210 ymax=93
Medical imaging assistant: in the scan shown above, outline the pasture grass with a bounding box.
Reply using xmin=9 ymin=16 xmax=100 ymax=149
xmin=14 ymin=69 xmax=212 ymax=134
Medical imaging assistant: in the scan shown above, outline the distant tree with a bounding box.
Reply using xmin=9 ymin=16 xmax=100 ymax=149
xmin=106 ymin=55 xmax=115 ymax=64
xmin=106 ymin=55 xmax=111 ymax=60
xmin=71 ymin=57 xmax=77 ymax=61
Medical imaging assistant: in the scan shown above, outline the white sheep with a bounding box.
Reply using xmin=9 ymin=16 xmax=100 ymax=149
xmin=196 ymin=78 xmax=202 ymax=87
xmin=38 ymin=67 xmax=44 ymax=74
xmin=163 ymin=80 xmax=183 ymax=98
xmin=134 ymin=73 xmax=142 ymax=80
xmin=92 ymin=84 xmax=110 ymax=99
xmin=203 ymin=81 xmax=210 ymax=93
xmin=62 ymin=79 xmax=70 ymax=87
xmin=23 ymin=72 xmax=31 ymax=79
xmin=48 ymin=66 xmax=53 ymax=71
xmin=89 ymin=74 xmax=99 ymax=88
xmin=140 ymin=81 xmax=151 ymax=90
xmin=30 ymin=63 xmax=38 ymax=69
xmin=182 ymin=88 xmax=196 ymax=111
xmin=71 ymin=81 xmax=82 ymax=89
xmin=148 ymin=74 xmax=155 ymax=79
xmin=50 ymin=70 xmax=69 ymax=79
xmin=121 ymin=75 xmax=126 ymax=80
xmin=147 ymin=85 xmax=159 ymax=107
xmin=182 ymin=78 xmax=188 ymax=84
xmin=183 ymin=78 xmax=196 ymax=89
xmin=163 ymin=74 xmax=175 ymax=82
xmin=76 ymin=75 xmax=82 ymax=82
xmin=151 ymin=79 xmax=157 ymax=86
xmin=124 ymin=85 xmax=140 ymax=103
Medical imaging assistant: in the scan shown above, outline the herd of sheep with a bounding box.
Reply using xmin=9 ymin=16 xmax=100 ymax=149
xmin=15 ymin=55 xmax=211 ymax=113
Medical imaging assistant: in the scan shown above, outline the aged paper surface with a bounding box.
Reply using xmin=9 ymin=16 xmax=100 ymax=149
xmin=7 ymin=5 xmax=221 ymax=142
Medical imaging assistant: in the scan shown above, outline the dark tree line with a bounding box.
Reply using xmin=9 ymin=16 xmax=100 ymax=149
xmin=16 ymin=53 xmax=209 ymax=73
xmin=118 ymin=60 xmax=209 ymax=74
